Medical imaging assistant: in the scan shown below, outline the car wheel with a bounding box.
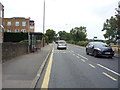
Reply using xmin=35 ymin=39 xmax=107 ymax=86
xmin=108 ymin=56 xmax=113 ymax=58
xmin=93 ymin=51 xmax=98 ymax=57
xmin=86 ymin=52 xmax=89 ymax=55
xmin=86 ymin=49 xmax=89 ymax=55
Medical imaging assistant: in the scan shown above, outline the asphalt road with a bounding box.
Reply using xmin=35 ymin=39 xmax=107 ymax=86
xmin=37 ymin=43 xmax=119 ymax=88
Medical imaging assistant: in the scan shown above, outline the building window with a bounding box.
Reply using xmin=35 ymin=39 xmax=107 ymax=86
xmin=7 ymin=21 xmax=11 ymax=26
xmin=2 ymin=21 xmax=5 ymax=25
xmin=15 ymin=21 xmax=19 ymax=26
xmin=22 ymin=21 xmax=26 ymax=26
xmin=0 ymin=11 xmax=2 ymax=18
xmin=21 ymin=29 xmax=26 ymax=32
xmin=15 ymin=29 xmax=20 ymax=32
xmin=7 ymin=29 xmax=11 ymax=32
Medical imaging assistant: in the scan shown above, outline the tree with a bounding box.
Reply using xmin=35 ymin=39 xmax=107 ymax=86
xmin=45 ymin=29 xmax=56 ymax=43
xmin=57 ymin=31 xmax=71 ymax=41
xmin=102 ymin=16 xmax=117 ymax=43
xmin=70 ymin=26 xmax=87 ymax=42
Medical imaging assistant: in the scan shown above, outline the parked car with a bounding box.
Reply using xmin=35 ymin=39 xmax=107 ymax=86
xmin=86 ymin=42 xmax=114 ymax=58
xmin=57 ymin=40 xmax=67 ymax=50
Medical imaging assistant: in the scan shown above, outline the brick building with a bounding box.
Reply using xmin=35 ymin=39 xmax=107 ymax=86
xmin=3 ymin=17 xmax=35 ymax=32
xmin=0 ymin=2 xmax=4 ymax=43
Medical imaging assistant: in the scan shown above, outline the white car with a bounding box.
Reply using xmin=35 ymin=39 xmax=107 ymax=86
xmin=57 ymin=40 xmax=67 ymax=50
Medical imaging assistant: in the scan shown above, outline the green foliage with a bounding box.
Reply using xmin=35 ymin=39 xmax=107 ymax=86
xmin=76 ymin=41 xmax=89 ymax=46
xmin=20 ymin=40 xmax=28 ymax=43
xmin=4 ymin=32 xmax=28 ymax=42
xmin=58 ymin=31 xmax=71 ymax=41
xmin=70 ymin=26 xmax=87 ymax=42
xmin=102 ymin=16 xmax=118 ymax=42
xmin=45 ymin=29 xmax=56 ymax=43
xmin=67 ymin=40 xmax=76 ymax=44
xmin=36 ymin=40 xmax=41 ymax=43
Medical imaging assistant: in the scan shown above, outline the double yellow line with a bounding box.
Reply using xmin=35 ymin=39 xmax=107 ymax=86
xmin=41 ymin=48 xmax=54 ymax=88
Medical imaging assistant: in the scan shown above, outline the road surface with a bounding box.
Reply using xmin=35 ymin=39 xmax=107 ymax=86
xmin=36 ymin=43 xmax=119 ymax=89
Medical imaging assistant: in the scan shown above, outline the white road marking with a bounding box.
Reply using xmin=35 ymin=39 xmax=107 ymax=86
xmin=37 ymin=74 xmax=40 ymax=77
xmin=76 ymin=56 xmax=80 ymax=58
xmin=71 ymin=51 xmax=74 ymax=53
xmin=78 ymin=54 xmax=88 ymax=60
xmin=97 ymin=64 xmax=120 ymax=76
xmin=89 ymin=64 xmax=95 ymax=68
xmin=102 ymin=72 xmax=117 ymax=81
xmin=80 ymin=59 xmax=85 ymax=62
xmin=73 ymin=54 xmax=75 ymax=56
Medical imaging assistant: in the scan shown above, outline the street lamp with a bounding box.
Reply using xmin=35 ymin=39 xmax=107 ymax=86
xmin=43 ymin=0 xmax=46 ymax=47
xmin=43 ymin=0 xmax=45 ymax=34
xmin=28 ymin=17 xmax=30 ymax=53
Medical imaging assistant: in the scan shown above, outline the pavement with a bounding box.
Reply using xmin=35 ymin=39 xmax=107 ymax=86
xmin=0 ymin=63 xmax=2 ymax=90
xmin=0 ymin=43 xmax=2 ymax=90
xmin=2 ymin=44 xmax=52 ymax=88
xmin=114 ymin=53 xmax=120 ymax=58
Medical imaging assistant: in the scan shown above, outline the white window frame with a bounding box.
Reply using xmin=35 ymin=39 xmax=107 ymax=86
xmin=15 ymin=21 xmax=19 ymax=26
xmin=15 ymin=29 xmax=20 ymax=32
xmin=7 ymin=21 xmax=12 ymax=26
xmin=21 ymin=29 xmax=26 ymax=32
xmin=7 ymin=29 xmax=11 ymax=32
xmin=22 ymin=21 xmax=26 ymax=26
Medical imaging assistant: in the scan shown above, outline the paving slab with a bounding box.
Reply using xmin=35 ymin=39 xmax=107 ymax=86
xmin=2 ymin=44 xmax=52 ymax=88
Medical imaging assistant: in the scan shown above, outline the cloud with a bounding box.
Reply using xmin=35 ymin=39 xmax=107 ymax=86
xmin=0 ymin=0 xmax=119 ymax=39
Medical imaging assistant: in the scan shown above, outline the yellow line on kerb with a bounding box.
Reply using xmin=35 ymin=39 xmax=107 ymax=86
xmin=102 ymin=72 xmax=117 ymax=81
xmin=41 ymin=48 xmax=54 ymax=88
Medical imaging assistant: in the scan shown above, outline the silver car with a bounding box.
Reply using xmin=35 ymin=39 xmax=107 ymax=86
xmin=57 ymin=40 xmax=67 ymax=50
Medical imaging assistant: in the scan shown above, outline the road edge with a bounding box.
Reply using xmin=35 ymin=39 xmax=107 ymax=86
xmin=30 ymin=46 xmax=52 ymax=88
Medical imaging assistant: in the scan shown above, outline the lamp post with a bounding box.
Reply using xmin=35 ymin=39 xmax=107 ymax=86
xmin=43 ymin=0 xmax=45 ymax=34
xmin=43 ymin=0 xmax=46 ymax=47
xmin=28 ymin=17 xmax=30 ymax=53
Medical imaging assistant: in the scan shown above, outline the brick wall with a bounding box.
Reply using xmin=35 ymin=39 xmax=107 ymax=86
xmin=2 ymin=42 xmax=28 ymax=62
xmin=2 ymin=41 xmax=48 ymax=63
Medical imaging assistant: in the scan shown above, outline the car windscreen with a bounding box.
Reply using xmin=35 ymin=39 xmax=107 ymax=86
xmin=94 ymin=43 xmax=109 ymax=47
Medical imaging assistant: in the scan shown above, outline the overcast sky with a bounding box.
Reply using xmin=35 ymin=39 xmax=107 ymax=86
xmin=0 ymin=0 xmax=119 ymax=39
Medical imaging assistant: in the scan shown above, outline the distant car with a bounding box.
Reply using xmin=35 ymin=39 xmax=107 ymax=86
xmin=57 ymin=40 xmax=67 ymax=50
xmin=86 ymin=42 xmax=114 ymax=58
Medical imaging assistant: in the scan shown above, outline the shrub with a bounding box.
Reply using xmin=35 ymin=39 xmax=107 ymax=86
xmin=67 ymin=40 xmax=76 ymax=44
xmin=37 ymin=40 xmax=41 ymax=43
xmin=4 ymin=32 xmax=28 ymax=42
xmin=20 ymin=40 xmax=28 ymax=43
xmin=76 ymin=41 xmax=89 ymax=47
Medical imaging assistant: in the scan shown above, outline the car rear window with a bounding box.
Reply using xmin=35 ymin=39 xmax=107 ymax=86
xmin=58 ymin=42 xmax=66 ymax=44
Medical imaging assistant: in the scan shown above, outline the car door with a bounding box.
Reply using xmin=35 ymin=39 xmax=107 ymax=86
xmin=88 ymin=43 xmax=94 ymax=54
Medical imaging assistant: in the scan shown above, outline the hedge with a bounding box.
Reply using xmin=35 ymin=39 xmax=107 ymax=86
xmin=4 ymin=32 xmax=28 ymax=42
